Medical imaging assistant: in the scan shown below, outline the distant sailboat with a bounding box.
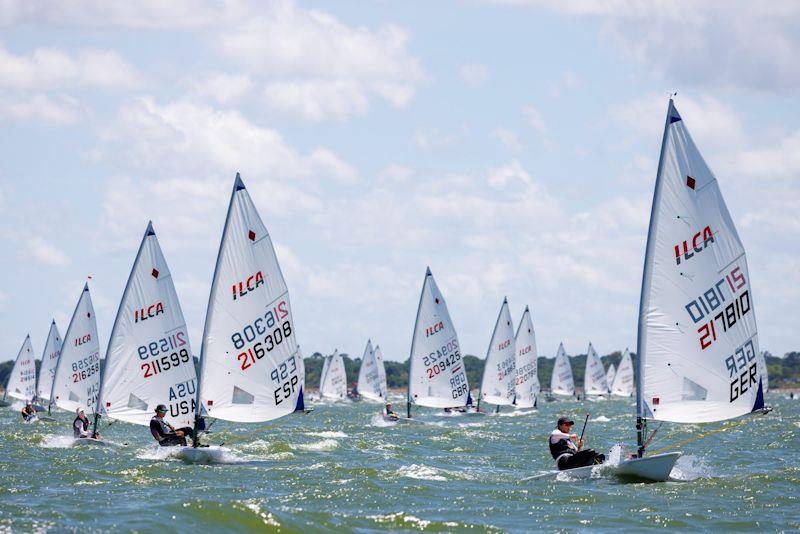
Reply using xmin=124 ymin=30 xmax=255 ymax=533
xmin=2 ymin=335 xmax=36 ymax=406
xmin=610 ymin=349 xmax=634 ymax=397
xmin=320 ymin=350 xmax=347 ymax=401
xmin=49 ymin=284 xmax=101 ymax=415
xmin=583 ymin=342 xmax=609 ymax=398
xmin=183 ymin=174 xmax=303 ymax=459
xmin=513 ymin=306 xmax=539 ymax=409
xmin=478 ymin=298 xmax=516 ymax=412
xmin=357 ymin=340 xmax=387 ymax=402
xmin=549 ymin=343 xmax=575 ymax=397
xmin=92 ymin=222 xmax=198 ymax=438
xmin=407 ymin=268 xmax=470 ymax=416
xmin=605 ymin=363 xmax=616 ymax=394
xmin=35 ymin=321 xmax=62 ymax=408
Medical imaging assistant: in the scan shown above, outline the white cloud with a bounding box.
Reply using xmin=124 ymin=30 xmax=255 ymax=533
xmin=0 ymin=92 xmax=81 ymax=124
xmin=263 ymin=80 xmax=370 ymax=122
xmin=492 ymin=127 xmax=523 ymax=151
xmin=488 ymin=1 xmax=800 ymax=92
xmin=548 ymin=69 xmax=581 ymax=97
xmin=413 ymin=127 xmax=466 ymax=152
xmin=187 ymin=72 xmax=254 ymax=105
xmin=0 ymin=44 xmax=142 ymax=90
xmin=522 ymin=105 xmax=546 ymax=133
xmin=458 ymin=63 xmax=489 ymax=85
xmin=21 ymin=236 xmax=71 ymax=266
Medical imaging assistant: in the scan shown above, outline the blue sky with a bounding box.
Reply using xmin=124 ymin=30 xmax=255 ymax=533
xmin=1 ymin=0 xmax=798 ymax=363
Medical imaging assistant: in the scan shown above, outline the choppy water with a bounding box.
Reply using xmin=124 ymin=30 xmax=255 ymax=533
xmin=1 ymin=392 xmax=798 ymax=532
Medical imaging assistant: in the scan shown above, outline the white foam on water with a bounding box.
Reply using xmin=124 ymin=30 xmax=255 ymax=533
xmin=173 ymin=446 xmax=247 ymax=464
xmin=370 ymin=414 xmax=396 ymax=427
xmin=397 ymin=464 xmax=447 ymax=481
xmin=294 ymin=439 xmax=339 ymax=452
xmin=591 ymin=415 xmax=611 ymax=422
xmin=306 ymin=430 xmax=347 ymax=438
xmin=40 ymin=435 xmax=77 ymax=448
xmin=498 ymin=409 xmax=535 ymax=417
xmin=457 ymin=421 xmax=485 ymax=428
xmin=606 ymin=444 xmax=623 ymax=466
xmin=669 ymin=454 xmax=713 ymax=481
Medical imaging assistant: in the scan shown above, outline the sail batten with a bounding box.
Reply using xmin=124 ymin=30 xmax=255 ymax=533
xmin=637 ymin=100 xmax=762 ymax=423
xmin=479 ymin=299 xmax=516 ymax=406
xmin=195 ymin=174 xmax=302 ymax=423
xmin=408 ymin=268 xmax=469 ymax=408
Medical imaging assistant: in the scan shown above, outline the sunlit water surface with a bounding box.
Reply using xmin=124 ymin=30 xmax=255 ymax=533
xmin=1 ymin=392 xmax=798 ymax=532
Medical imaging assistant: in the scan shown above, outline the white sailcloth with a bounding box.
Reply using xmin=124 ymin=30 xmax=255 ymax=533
xmin=195 ymin=174 xmax=302 ymax=423
xmin=638 ymin=100 xmax=764 ymax=423
xmin=513 ymin=306 xmax=539 ymax=408
xmin=550 ymin=343 xmax=574 ymax=396
xmin=479 ymin=298 xmax=516 ymax=406
xmin=611 ymin=349 xmax=634 ymax=397
xmin=583 ymin=343 xmax=609 ymax=396
xmin=357 ymin=340 xmax=387 ymax=402
xmin=318 ymin=354 xmax=331 ymax=395
xmin=6 ymin=336 xmax=36 ymax=401
xmin=408 ymin=268 xmax=469 ymax=408
xmin=35 ymin=321 xmax=62 ymax=402
xmin=320 ymin=350 xmax=347 ymax=400
xmin=50 ymin=284 xmax=101 ymax=414
xmin=605 ymin=364 xmax=616 ymax=392
xmin=98 ymin=222 xmax=198 ymax=428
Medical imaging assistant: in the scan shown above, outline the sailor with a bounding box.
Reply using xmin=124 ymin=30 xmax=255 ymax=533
xmin=21 ymin=402 xmax=37 ymax=421
xmin=149 ymin=404 xmax=193 ymax=446
xmin=383 ymin=402 xmax=398 ymax=420
xmin=549 ymin=416 xmax=605 ymax=470
xmin=73 ymin=408 xmax=94 ymax=439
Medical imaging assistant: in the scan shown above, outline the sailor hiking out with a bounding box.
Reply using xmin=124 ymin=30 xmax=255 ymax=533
xmin=21 ymin=402 xmax=36 ymax=422
xmin=149 ymin=404 xmax=193 ymax=446
xmin=549 ymin=416 xmax=604 ymax=470
xmin=73 ymin=408 xmax=98 ymax=439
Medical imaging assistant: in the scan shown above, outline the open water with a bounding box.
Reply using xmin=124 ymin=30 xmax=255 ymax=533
xmin=1 ymin=392 xmax=798 ymax=532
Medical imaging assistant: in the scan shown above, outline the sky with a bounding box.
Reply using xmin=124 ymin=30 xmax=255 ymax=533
xmin=1 ymin=0 xmax=798 ymax=364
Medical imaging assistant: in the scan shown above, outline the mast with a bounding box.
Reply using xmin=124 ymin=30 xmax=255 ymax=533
xmin=635 ymin=98 xmax=677 ymax=457
xmin=93 ymin=222 xmax=154 ymax=437
xmin=407 ymin=267 xmax=430 ymax=418
xmin=192 ymin=174 xmax=242 ymax=447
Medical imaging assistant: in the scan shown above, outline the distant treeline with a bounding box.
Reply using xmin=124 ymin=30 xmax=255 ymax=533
xmin=4 ymin=351 xmax=799 ymax=394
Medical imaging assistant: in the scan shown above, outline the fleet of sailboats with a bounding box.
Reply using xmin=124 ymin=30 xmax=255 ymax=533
xmin=0 ymin=99 xmax=774 ymax=482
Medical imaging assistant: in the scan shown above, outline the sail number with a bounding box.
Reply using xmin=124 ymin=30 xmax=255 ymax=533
xmin=72 ymin=351 xmax=100 ymax=383
xmin=684 ymin=267 xmax=751 ymax=350
xmin=231 ymin=300 xmax=293 ymax=371
xmin=271 ymin=354 xmax=300 ymax=405
xmin=727 ymin=339 xmax=759 ymax=402
xmin=141 ymin=348 xmax=191 ymax=378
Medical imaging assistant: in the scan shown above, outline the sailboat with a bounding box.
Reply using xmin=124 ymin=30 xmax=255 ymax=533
xmin=49 ymin=284 xmax=101 ymax=419
xmin=605 ymin=363 xmax=616 ymax=394
xmin=478 ymin=298 xmax=516 ymax=413
xmin=549 ymin=343 xmax=575 ymax=398
xmin=583 ymin=342 xmax=609 ymax=398
xmin=512 ymin=306 xmax=539 ymax=409
xmin=35 ymin=321 xmax=62 ymax=412
xmin=181 ymin=173 xmax=304 ymax=462
xmin=319 ymin=349 xmax=347 ymax=401
xmin=406 ymin=267 xmax=470 ymax=417
xmin=610 ymin=349 xmax=634 ymax=397
xmin=357 ymin=340 xmax=387 ymax=402
xmin=92 ymin=222 xmax=198 ymax=442
xmin=2 ymin=335 xmax=36 ymax=408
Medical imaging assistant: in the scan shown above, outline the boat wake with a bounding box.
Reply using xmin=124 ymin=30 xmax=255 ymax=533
xmin=591 ymin=415 xmax=611 ymax=422
xmin=306 ymin=430 xmax=348 ymax=438
xmin=40 ymin=435 xmax=78 ymax=448
xmin=397 ymin=464 xmax=448 ymax=481
xmin=293 ymin=439 xmax=339 ymax=452
xmin=668 ymin=455 xmax=712 ymax=481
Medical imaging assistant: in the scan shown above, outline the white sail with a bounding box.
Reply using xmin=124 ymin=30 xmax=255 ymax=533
xmin=637 ymin=100 xmax=764 ymax=423
xmin=6 ymin=335 xmax=36 ymax=401
xmin=35 ymin=321 xmax=62 ymax=402
xmin=408 ymin=268 xmax=469 ymax=408
xmin=50 ymin=284 xmax=101 ymax=414
xmin=513 ymin=306 xmax=539 ymax=408
xmin=294 ymin=346 xmax=307 ymax=411
xmin=605 ymin=364 xmax=616 ymax=392
xmin=357 ymin=340 xmax=386 ymax=402
xmin=611 ymin=349 xmax=634 ymax=397
xmin=479 ymin=298 xmax=516 ymax=406
xmin=320 ymin=350 xmax=347 ymax=400
xmin=757 ymin=351 xmax=769 ymax=394
xmin=97 ymin=222 xmax=198 ymax=428
xmin=550 ymin=342 xmax=574 ymax=396
xmin=583 ymin=343 xmax=609 ymax=396
xmin=318 ymin=354 xmax=331 ymax=394
xmin=195 ymin=174 xmax=302 ymax=423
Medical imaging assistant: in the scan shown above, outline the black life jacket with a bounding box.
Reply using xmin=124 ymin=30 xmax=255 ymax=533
xmin=549 ymin=436 xmax=575 ymax=461
xmin=73 ymin=416 xmax=88 ymax=437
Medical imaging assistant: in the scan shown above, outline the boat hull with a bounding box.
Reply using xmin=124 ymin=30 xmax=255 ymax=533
xmin=524 ymin=452 xmax=682 ymax=483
